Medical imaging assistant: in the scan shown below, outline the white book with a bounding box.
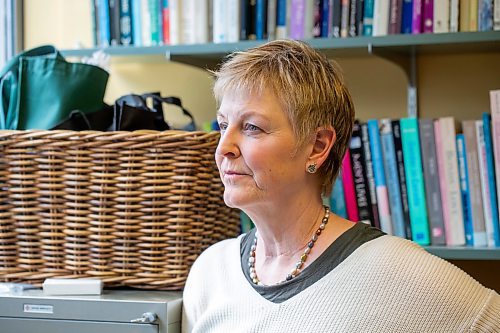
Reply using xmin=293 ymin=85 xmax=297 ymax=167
xmin=226 ymin=0 xmax=240 ymax=42
xmin=275 ymin=0 xmax=289 ymax=39
xmin=373 ymin=0 xmax=390 ymax=36
xmin=267 ymin=0 xmax=277 ymax=40
xmin=450 ymin=0 xmax=459 ymax=32
xmin=194 ymin=0 xmax=208 ymax=43
xmin=141 ymin=0 xmax=152 ymax=46
xmin=433 ymin=0 xmax=450 ymax=33
xmin=212 ymin=0 xmax=227 ymax=43
xmin=476 ymin=120 xmax=497 ymax=247
xmin=304 ymin=0 xmax=314 ymax=39
xmin=0 ymin=0 xmax=6 ymax=67
xmin=181 ymin=0 xmax=196 ymax=44
xmin=436 ymin=117 xmax=465 ymax=246
xmin=169 ymin=0 xmax=181 ymax=45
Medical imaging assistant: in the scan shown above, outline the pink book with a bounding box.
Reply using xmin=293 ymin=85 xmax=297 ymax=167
xmin=490 ymin=90 xmax=500 ymax=215
xmin=342 ymin=149 xmax=360 ymax=222
xmin=412 ymin=0 xmax=423 ymax=34
xmin=422 ymin=0 xmax=434 ymax=33
xmin=289 ymin=0 xmax=306 ymax=39
xmin=434 ymin=120 xmax=451 ymax=243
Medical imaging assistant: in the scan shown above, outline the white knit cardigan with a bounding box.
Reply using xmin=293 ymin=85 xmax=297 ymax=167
xmin=182 ymin=235 xmax=499 ymax=333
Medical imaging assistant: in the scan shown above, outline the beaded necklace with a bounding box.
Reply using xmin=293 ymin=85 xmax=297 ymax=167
xmin=248 ymin=205 xmax=330 ymax=285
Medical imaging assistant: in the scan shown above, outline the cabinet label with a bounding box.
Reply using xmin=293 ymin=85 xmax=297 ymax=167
xmin=23 ymin=304 xmax=54 ymax=314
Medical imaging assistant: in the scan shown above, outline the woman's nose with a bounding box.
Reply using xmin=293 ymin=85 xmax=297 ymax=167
xmin=216 ymin=127 xmax=240 ymax=159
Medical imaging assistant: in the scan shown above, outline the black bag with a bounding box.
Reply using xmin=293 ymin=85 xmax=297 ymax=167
xmin=52 ymin=92 xmax=196 ymax=131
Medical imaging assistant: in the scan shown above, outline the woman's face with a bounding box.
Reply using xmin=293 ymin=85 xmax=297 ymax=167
xmin=215 ymin=90 xmax=311 ymax=209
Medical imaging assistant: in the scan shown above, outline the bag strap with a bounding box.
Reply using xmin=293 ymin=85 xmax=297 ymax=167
xmin=142 ymin=93 xmax=197 ymax=130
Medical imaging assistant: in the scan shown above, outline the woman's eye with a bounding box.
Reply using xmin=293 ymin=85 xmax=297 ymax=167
xmin=218 ymin=122 xmax=228 ymax=131
xmin=244 ymin=123 xmax=261 ymax=132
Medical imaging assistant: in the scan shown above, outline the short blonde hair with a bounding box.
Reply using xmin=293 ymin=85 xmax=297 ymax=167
xmin=213 ymin=40 xmax=354 ymax=194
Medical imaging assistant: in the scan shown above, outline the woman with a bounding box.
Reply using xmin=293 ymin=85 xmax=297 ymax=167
xmin=182 ymin=40 xmax=499 ymax=332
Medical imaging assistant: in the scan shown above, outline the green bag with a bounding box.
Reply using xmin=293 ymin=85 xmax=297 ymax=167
xmin=0 ymin=45 xmax=109 ymax=130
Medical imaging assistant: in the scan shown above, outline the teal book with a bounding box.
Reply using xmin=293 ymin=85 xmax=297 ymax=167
xmin=400 ymin=118 xmax=430 ymax=245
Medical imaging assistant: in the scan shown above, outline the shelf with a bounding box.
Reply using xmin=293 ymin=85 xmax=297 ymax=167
xmin=424 ymin=246 xmax=500 ymax=260
xmin=61 ymin=31 xmax=500 ymax=69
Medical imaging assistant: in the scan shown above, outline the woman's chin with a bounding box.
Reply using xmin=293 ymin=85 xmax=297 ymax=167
xmin=223 ymin=191 xmax=253 ymax=209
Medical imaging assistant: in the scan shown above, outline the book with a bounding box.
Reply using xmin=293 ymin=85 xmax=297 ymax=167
xmin=131 ymin=0 xmax=142 ymax=45
xmin=362 ymin=0 xmax=375 ymax=36
xmin=400 ymin=118 xmax=430 ymax=245
xmin=392 ymin=119 xmax=412 ymax=239
xmin=119 ymin=0 xmax=133 ymax=46
xmin=462 ymin=120 xmax=488 ymax=247
xmin=422 ymin=0 xmax=433 ymax=33
xmin=435 ymin=117 xmax=465 ymax=246
xmin=331 ymin=0 xmax=342 ymax=37
xmin=330 ymin=173 xmax=348 ymax=218
xmin=478 ymin=0 xmax=493 ymax=31
xmin=227 ymin=0 xmax=241 ymax=42
xmin=433 ymin=0 xmax=449 ymax=33
xmin=482 ymin=112 xmax=500 ymax=246
xmin=109 ymin=0 xmax=121 ymax=45
xmin=356 ymin=0 xmax=365 ymax=35
xmin=489 ymin=90 xmax=500 ymax=245
xmin=256 ymin=0 xmax=268 ymax=40
xmin=348 ymin=0 xmax=358 ymax=37
xmin=495 ymin=0 xmax=500 ymax=30
xmin=401 ymin=0 xmax=413 ymax=33
xmin=340 ymin=0 xmax=350 ymax=37
xmin=268 ymin=0 xmax=277 ymax=39
xmin=161 ymin=0 xmax=170 ymax=44
xmin=168 ymin=0 xmax=180 ymax=44
xmin=304 ymin=0 xmax=314 ymax=38
xmin=289 ymin=0 xmax=306 ymax=39
xmin=380 ymin=119 xmax=406 ymax=238
xmin=459 ymin=0 xmax=471 ymax=31
xmin=373 ymin=0 xmax=390 ymax=36
xmin=389 ymin=0 xmax=403 ymax=34
xmin=97 ymin=0 xmax=111 ymax=46
xmin=456 ymin=134 xmax=474 ymax=246
xmin=361 ymin=123 xmax=381 ymax=229
xmin=350 ymin=121 xmax=374 ymax=225
xmin=411 ymin=0 xmax=422 ymax=34
xmin=367 ymin=119 xmax=393 ymax=234
xmin=450 ymin=0 xmax=459 ymax=32
xmin=419 ymin=118 xmax=445 ymax=245
xmin=213 ymin=0 xmax=228 ymax=42
xmin=276 ymin=0 xmax=288 ymax=38
xmin=342 ymin=149 xmax=360 ymax=222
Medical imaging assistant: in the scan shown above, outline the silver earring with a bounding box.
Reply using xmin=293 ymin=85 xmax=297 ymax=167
xmin=307 ymin=163 xmax=317 ymax=174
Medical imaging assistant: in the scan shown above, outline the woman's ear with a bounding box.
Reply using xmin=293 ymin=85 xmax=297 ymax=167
xmin=306 ymin=126 xmax=336 ymax=173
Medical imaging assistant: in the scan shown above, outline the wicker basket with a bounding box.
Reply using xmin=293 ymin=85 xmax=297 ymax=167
xmin=0 ymin=130 xmax=240 ymax=290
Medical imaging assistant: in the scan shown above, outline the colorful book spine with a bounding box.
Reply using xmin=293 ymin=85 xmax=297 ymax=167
xmin=367 ymin=119 xmax=393 ymax=234
xmin=482 ymin=112 xmax=500 ymax=246
xmin=380 ymin=119 xmax=406 ymax=238
xmin=400 ymin=118 xmax=430 ymax=245
xmin=131 ymin=0 xmax=142 ymax=46
xmin=276 ymin=0 xmax=288 ymax=38
xmin=361 ymin=123 xmax=381 ymax=229
xmin=495 ymin=0 xmax=500 ymax=30
xmin=350 ymin=121 xmax=374 ymax=225
xmin=340 ymin=0 xmax=350 ymax=37
xmin=478 ymin=0 xmax=493 ymax=31
xmin=256 ymin=0 xmax=268 ymax=40
xmin=462 ymin=120 xmax=488 ymax=247
xmin=97 ymin=0 xmax=111 ymax=46
xmin=456 ymin=134 xmax=474 ymax=246
xmin=109 ymin=0 xmax=121 ymax=45
xmin=240 ymin=0 xmax=248 ymax=40
xmin=147 ymin=0 xmax=162 ymax=45
xmin=422 ymin=0 xmax=433 ymax=32
xmin=401 ymin=0 xmax=413 ymax=33
xmin=419 ymin=119 xmax=445 ymax=245
xmin=320 ymin=0 xmax=330 ymax=37
xmin=490 ymin=90 xmax=500 ymax=244
xmin=332 ymin=0 xmax=342 ymax=37
xmin=389 ymin=0 xmax=403 ymax=34
xmin=363 ymin=0 xmax=375 ymax=35
xmin=342 ymin=149 xmax=360 ymax=222
xmin=290 ymin=0 xmax=305 ymax=39
xmin=119 ymin=0 xmax=133 ymax=45
xmin=411 ymin=0 xmax=422 ymax=33
xmin=435 ymin=117 xmax=465 ymax=246
xmin=356 ymin=0 xmax=365 ymax=35
xmin=392 ymin=120 xmax=412 ymax=240
xmin=161 ymin=0 xmax=170 ymax=44
xmin=330 ymin=173 xmax=348 ymax=219
xmin=304 ymin=0 xmax=314 ymax=38
xmin=348 ymin=0 xmax=358 ymax=37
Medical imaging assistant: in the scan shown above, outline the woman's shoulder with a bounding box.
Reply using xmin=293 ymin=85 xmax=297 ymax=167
xmin=189 ymin=235 xmax=243 ymax=271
